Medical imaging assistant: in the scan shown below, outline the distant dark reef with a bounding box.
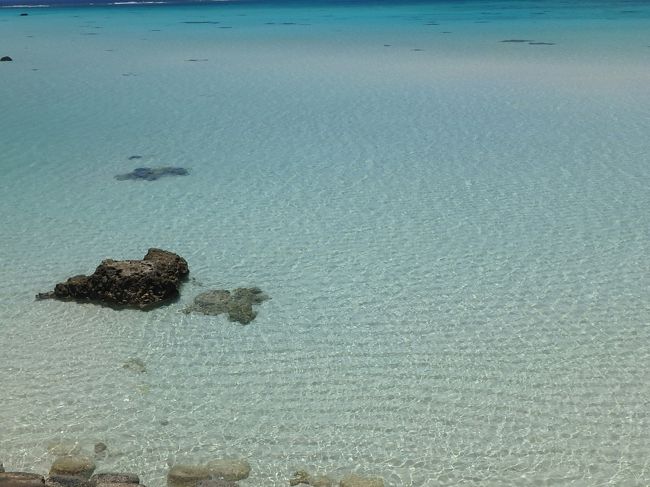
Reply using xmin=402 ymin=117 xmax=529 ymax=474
xmin=115 ymin=166 xmax=188 ymax=181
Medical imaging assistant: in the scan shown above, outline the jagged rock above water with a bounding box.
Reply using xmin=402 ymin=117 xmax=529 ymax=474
xmin=339 ymin=474 xmax=384 ymax=487
xmin=49 ymin=456 xmax=96 ymax=480
xmin=115 ymin=167 xmax=188 ymax=181
xmin=183 ymin=287 xmax=269 ymax=324
xmin=36 ymin=249 xmax=189 ymax=309
xmin=0 ymin=56 xmax=13 ymax=62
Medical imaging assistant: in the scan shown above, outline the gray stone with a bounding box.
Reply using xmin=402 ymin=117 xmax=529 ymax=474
xmin=0 ymin=466 xmax=4 ymax=474
xmin=90 ymin=474 xmax=139 ymax=485
xmin=184 ymin=288 xmax=269 ymax=324
xmin=167 ymin=465 xmax=210 ymax=487
xmin=205 ymin=460 xmax=250 ymax=481
xmin=49 ymin=457 xmax=96 ymax=480
xmin=339 ymin=475 xmax=384 ymax=487
xmin=0 ymin=472 xmax=45 ymax=487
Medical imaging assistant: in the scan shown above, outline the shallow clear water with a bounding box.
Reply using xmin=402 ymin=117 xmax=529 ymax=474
xmin=1 ymin=2 xmax=650 ymax=486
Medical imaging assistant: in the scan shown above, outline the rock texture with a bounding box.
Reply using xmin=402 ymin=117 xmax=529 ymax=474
xmin=184 ymin=287 xmax=269 ymax=324
xmin=37 ymin=249 xmax=188 ymax=309
xmin=0 ymin=56 xmax=12 ymax=62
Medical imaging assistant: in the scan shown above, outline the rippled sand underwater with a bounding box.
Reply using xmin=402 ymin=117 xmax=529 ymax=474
xmin=1 ymin=1 xmax=650 ymax=485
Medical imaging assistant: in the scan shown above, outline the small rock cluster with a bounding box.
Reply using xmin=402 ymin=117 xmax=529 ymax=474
xmin=0 ymin=458 xmax=384 ymax=487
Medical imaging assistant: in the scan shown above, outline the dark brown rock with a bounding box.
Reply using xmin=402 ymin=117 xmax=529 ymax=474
xmin=90 ymin=474 xmax=139 ymax=485
xmin=37 ymin=249 xmax=189 ymax=309
xmin=183 ymin=287 xmax=269 ymax=324
xmin=46 ymin=475 xmax=92 ymax=487
xmin=0 ymin=472 xmax=45 ymax=487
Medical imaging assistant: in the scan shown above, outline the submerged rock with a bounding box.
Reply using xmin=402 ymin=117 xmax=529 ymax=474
xmin=206 ymin=459 xmax=250 ymax=481
xmin=49 ymin=456 xmax=96 ymax=479
xmin=37 ymin=249 xmax=189 ymax=309
xmin=45 ymin=475 xmax=92 ymax=487
xmin=0 ymin=472 xmax=45 ymax=487
xmin=167 ymin=465 xmax=210 ymax=487
xmin=290 ymin=470 xmax=333 ymax=487
xmin=115 ymin=167 xmax=188 ymax=181
xmin=122 ymin=358 xmax=146 ymax=373
xmin=90 ymin=473 xmax=139 ymax=484
xmin=183 ymin=288 xmax=269 ymax=324
xmin=47 ymin=441 xmax=81 ymax=457
xmin=339 ymin=475 xmax=384 ymax=487
xmin=0 ymin=56 xmax=13 ymax=62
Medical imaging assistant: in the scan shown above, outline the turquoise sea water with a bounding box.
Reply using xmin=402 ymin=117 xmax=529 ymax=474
xmin=1 ymin=1 xmax=650 ymax=485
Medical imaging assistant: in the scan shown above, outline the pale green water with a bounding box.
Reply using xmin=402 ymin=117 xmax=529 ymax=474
xmin=1 ymin=2 xmax=649 ymax=486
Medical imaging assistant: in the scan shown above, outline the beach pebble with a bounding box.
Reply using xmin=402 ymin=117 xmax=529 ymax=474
xmin=91 ymin=473 xmax=139 ymax=485
xmin=49 ymin=456 xmax=96 ymax=479
xmin=93 ymin=444 xmax=107 ymax=455
xmin=0 ymin=472 xmax=45 ymax=487
xmin=205 ymin=459 xmax=250 ymax=482
xmin=339 ymin=474 xmax=384 ymax=487
xmin=167 ymin=465 xmax=210 ymax=487
xmin=1 ymin=56 xmax=13 ymax=62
